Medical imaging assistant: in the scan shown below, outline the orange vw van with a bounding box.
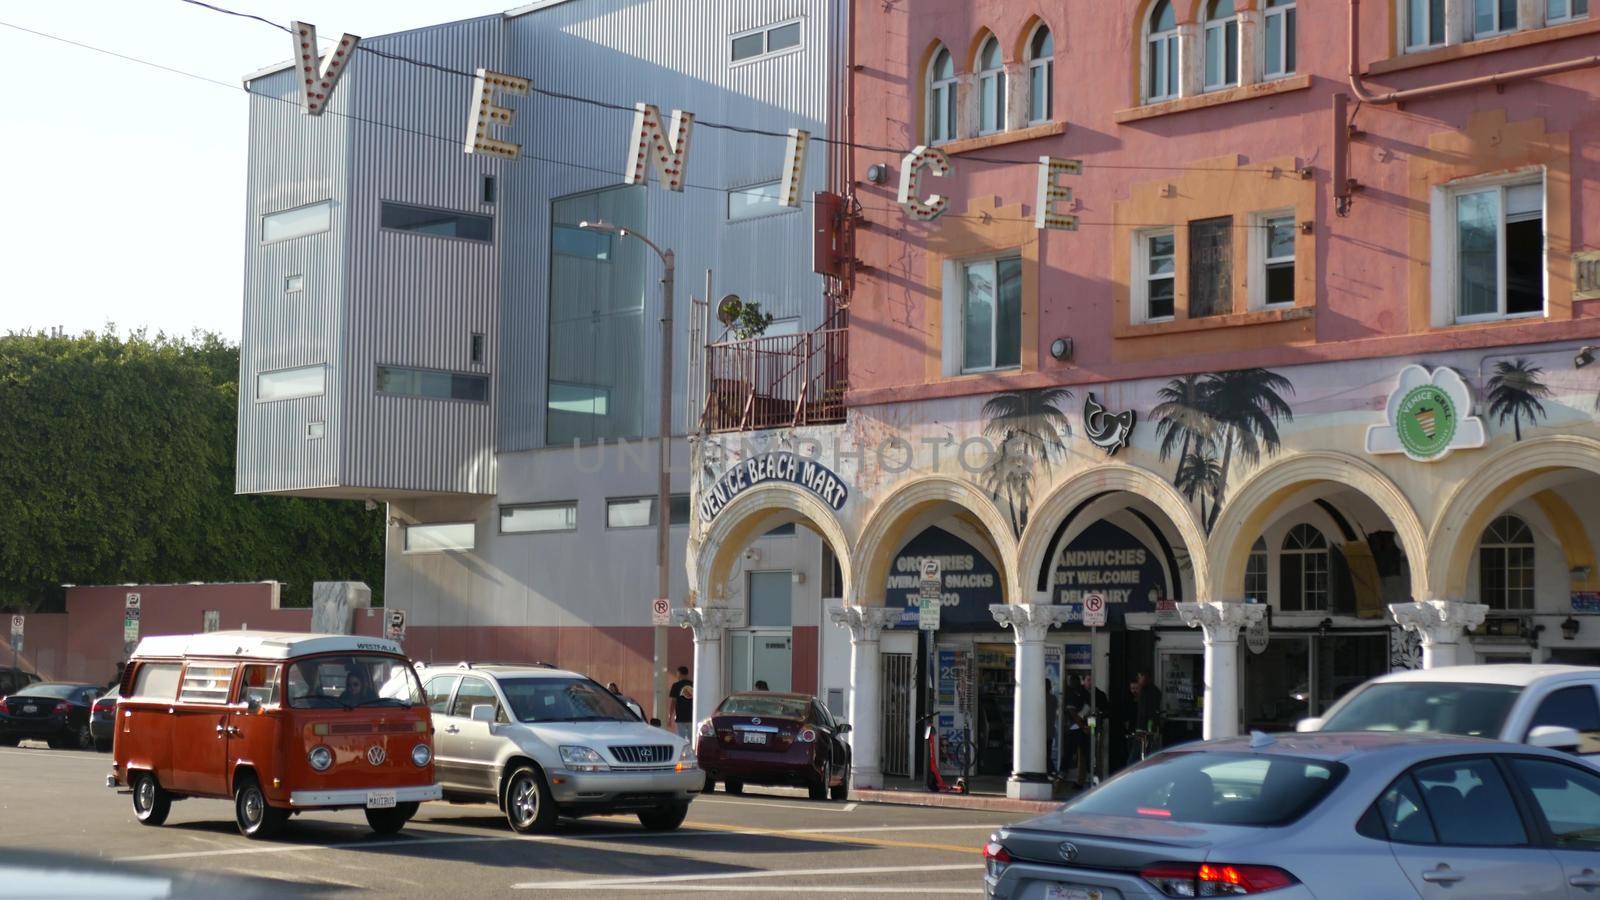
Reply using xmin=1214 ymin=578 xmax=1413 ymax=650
xmin=110 ymin=631 xmax=441 ymax=838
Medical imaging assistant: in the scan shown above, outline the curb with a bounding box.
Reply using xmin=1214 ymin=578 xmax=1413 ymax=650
xmin=849 ymin=789 xmax=1060 ymax=816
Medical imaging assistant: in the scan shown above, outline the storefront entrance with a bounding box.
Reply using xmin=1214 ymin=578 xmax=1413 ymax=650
xmin=1242 ymin=631 xmax=1388 ymax=731
xmin=730 ymin=571 xmax=793 ymax=692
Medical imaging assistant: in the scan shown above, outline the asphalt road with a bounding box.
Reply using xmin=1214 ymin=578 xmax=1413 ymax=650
xmin=0 ymin=743 xmax=1005 ymax=898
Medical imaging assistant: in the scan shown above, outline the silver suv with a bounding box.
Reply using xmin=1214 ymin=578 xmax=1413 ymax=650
xmin=418 ymin=663 xmax=703 ymax=833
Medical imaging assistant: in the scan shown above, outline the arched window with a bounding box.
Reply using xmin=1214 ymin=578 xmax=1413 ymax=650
xmin=1264 ymin=0 xmax=1296 ymax=77
xmin=1280 ymin=524 xmax=1328 ymax=612
xmin=977 ymin=35 xmax=1006 ymax=135
xmin=1026 ymin=24 xmax=1054 ymax=124
xmin=1146 ymin=0 xmax=1180 ymax=102
xmin=927 ymin=47 xmax=957 ymax=145
xmin=1245 ymin=537 xmax=1269 ymax=603
xmin=1479 ymin=514 xmax=1535 ymax=611
xmin=1203 ymin=0 xmax=1240 ymax=91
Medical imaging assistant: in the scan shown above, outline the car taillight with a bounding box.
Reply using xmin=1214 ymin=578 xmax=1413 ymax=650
xmin=1141 ymin=862 xmax=1297 ymax=896
xmin=798 ymin=728 xmax=816 ymax=743
xmin=53 ymin=702 xmax=70 ymax=715
xmin=698 ymin=719 xmax=715 ymax=737
xmin=0 ymin=698 xmax=9 ymax=715
xmin=94 ymin=699 xmax=114 ymax=713
xmin=983 ymin=839 xmax=1012 ymax=878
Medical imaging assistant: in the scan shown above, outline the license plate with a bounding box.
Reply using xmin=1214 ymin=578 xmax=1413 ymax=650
xmin=365 ymin=791 xmax=397 ymax=809
xmin=743 ymin=732 xmax=767 ymax=745
xmin=22 ymin=705 xmax=36 ymax=714
xmin=1044 ymin=886 xmax=1103 ymax=900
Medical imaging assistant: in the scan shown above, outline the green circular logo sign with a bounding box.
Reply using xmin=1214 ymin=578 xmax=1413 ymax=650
xmin=1396 ymin=384 xmax=1458 ymax=459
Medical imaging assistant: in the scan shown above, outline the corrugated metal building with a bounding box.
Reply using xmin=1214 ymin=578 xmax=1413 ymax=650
xmin=236 ymin=0 xmax=843 ymax=715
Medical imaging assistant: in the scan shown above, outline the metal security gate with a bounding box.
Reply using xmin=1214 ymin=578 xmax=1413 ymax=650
xmin=881 ymin=652 xmax=914 ymax=778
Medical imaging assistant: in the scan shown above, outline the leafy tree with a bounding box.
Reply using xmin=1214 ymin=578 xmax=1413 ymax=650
xmin=1485 ymin=358 xmax=1551 ymax=442
xmin=0 ymin=329 xmax=383 ymax=612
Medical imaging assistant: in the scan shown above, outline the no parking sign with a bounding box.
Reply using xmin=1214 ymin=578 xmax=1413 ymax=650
xmin=1082 ymin=592 xmax=1107 ymax=628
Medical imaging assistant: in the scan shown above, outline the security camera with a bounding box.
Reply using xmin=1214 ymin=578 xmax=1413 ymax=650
xmin=744 ymin=548 xmax=762 ymax=563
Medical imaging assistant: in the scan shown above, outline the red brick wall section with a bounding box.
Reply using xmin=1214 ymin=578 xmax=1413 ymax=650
xmin=791 ymin=625 xmax=819 ymax=696
xmin=0 ymin=614 xmax=70 ymax=682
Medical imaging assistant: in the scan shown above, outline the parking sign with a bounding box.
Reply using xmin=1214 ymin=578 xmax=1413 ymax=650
xmin=385 ymin=608 xmax=407 ymax=641
xmin=1082 ymin=592 xmax=1107 ymax=628
xmin=9 ymin=615 xmax=21 ymax=637
xmin=651 ymin=598 xmax=671 ymax=626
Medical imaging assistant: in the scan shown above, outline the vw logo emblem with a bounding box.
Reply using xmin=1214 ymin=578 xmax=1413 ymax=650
xmin=367 ymin=745 xmax=386 ymax=766
xmin=1058 ymin=842 xmax=1079 ymax=862
xmin=751 ymin=717 xmax=761 ymax=725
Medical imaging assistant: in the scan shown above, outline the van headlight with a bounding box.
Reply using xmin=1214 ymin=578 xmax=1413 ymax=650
xmin=559 ymin=745 xmax=609 ymax=772
xmin=411 ymin=743 xmax=432 ymax=767
xmin=308 ymin=745 xmax=334 ymax=771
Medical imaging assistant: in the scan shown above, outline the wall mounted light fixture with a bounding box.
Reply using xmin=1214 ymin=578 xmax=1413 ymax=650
xmin=1562 ymin=616 xmax=1581 ymax=641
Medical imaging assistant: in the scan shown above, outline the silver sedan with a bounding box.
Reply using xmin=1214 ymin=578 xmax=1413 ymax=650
xmin=984 ymin=731 xmax=1600 ymax=899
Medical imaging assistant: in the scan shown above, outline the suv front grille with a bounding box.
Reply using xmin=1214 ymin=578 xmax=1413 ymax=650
xmin=609 ymin=744 xmax=673 ymax=765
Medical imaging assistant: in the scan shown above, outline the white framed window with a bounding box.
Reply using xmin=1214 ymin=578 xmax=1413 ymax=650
xmin=976 ymin=36 xmax=1007 ymax=135
xmin=1280 ymin=523 xmax=1329 ymax=612
xmin=605 ymin=495 xmax=691 ymax=529
xmin=1473 ymin=0 xmax=1518 ymax=36
xmin=261 ymin=200 xmax=330 ymax=243
xmin=1245 ymin=537 xmax=1269 ymax=603
xmin=500 ymin=502 xmax=577 ymax=534
xmin=1252 ymin=211 xmax=1297 ymax=308
xmin=1026 ymin=24 xmax=1054 ymax=125
xmin=404 ymin=522 xmax=475 ymax=553
xmin=1405 ymin=0 xmax=1448 ymax=50
xmin=1146 ymin=0 xmax=1181 ymax=102
xmin=377 ymin=365 xmax=489 ymax=403
xmin=927 ymin=47 xmax=957 ymax=145
xmin=1264 ymin=0 xmax=1297 ymax=77
xmin=1479 ymin=514 xmax=1535 ymax=610
xmin=731 ymin=20 xmax=802 ymax=63
xmin=284 ymin=274 xmax=304 ymax=293
xmin=1134 ymin=229 xmax=1177 ymax=322
xmin=959 ymin=256 xmax=1022 ymax=372
xmin=728 ymin=180 xmax=789 ymax=221
xmin=1445 ymin=173 xmax=1545 ymax=322
xmin=1203 ymin=0 xmax=1241 ymax=91
xmin=178 ymin=664 xmax=235 ymax=705
xmin=256 ymin=364 xmax=326 ymax=402
xmin=1548 ymin=0 xmax=1591 ymax=23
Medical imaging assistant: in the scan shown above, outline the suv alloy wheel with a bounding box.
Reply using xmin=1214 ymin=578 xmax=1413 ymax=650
xmin=504 ymin=765 xmax=558 ymax=834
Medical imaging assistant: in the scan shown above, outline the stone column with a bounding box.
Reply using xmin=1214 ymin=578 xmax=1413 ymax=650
xmin=991 ymin=603 xmax=1075 ymax=800
xmin=1237 ymin=9 xmax=1262 ymax=86
xmin=829 ymin=605 xmax=902 ymax=790
xmin=1390 ymin=599 xmax=1489 ymax=669
xmin=954 ymin=74 xmax=979 ymax=140
xmin=1005 ymin=62 xmax=1031 ymax=128
xmin=1177 ymin=601 xmax=1265 ymax=740
xmin=675 ymin=604 xmax=741 ymax=731
xmin=1178 ymin=22 xmax=1204 ymax=98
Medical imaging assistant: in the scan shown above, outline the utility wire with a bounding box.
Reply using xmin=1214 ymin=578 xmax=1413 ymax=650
xmin=0 ymin=16 xmax=1284 ymax=231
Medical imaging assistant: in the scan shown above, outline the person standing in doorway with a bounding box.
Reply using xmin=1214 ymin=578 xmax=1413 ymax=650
xmin=1126 ymin=671 xmax=1163 ymax=765
xmin=1044 ymin=679 xmax=1058 ymax=777
xmin=753 ymin=680 xmax=770 ymax=691
xmin=1062 ymin=673 xmax=1091 ymax=787
xmin=669 ymin=666 xmax=694 ymax=740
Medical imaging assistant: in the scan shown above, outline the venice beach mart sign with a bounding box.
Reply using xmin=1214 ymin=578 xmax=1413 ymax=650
xmin=699 ymin=452 xmax=848 ymax=523
xmin=286 ymin=22 xmax=1079 ymax=229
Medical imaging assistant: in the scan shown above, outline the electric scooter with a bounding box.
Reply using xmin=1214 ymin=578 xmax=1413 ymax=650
xmin=919 ymin=713 xmax=969 ymax=794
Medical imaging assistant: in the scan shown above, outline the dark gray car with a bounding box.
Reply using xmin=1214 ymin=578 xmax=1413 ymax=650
xmin=984 ymin=732 xmax=1600 ymax=899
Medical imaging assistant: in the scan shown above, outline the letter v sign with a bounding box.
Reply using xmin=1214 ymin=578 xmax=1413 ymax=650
xmin=291 ymin=21 xmax=361 ymax=116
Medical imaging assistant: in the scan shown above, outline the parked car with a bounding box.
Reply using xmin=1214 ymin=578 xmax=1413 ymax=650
xmin=1297 ymin=664 xmax=1600 ymax=758
xmin=0 ymin=682 xmax=100 ymax=749
xmin=111 ymin=631 xmax=441 ymax=838
xmin=417 ymin=663 xmax=702 ymax=834
xmin=90 ymin=687 xmax=120 ymax=752
xmin=0 ymin=669 xmax=40 ymax=697
xmin=984 ymin=731 xmax=1600 ymax=899
xmin=696 ymin=691 xmax=851 ymax=801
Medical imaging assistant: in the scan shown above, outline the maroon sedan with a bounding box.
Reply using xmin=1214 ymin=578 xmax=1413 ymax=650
xmin=697 ymin=692 xmax=851 ymax=801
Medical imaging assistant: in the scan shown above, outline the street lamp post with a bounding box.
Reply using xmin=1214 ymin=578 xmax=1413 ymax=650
xmin=580 ymin=221 xmax=675 ymax=724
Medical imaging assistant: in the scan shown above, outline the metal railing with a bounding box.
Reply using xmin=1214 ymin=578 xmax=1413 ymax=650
xmin=703 ymin=314 xmax=847 ymax=433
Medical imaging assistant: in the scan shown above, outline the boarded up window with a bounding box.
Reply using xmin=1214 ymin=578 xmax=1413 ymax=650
xmin=1189 ymin=216 xmax=1233 ymax=318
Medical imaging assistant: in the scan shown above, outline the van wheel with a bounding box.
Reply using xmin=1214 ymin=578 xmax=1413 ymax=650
xmin=131 ymin=772 xmax=171 ymax=826
xmin=637 ymin=801 xmax=690 ymax=831
xmin=504 ymin=766 xmax=557 ymax=834
xmin=234 ymin=775 xmax=288 ymax=839
xmin=365 ymin=804 xmax=414 ymax=835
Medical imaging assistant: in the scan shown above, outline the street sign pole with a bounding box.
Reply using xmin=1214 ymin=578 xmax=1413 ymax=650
xmin=1080 ymin=592 xmax=1107 ymax=784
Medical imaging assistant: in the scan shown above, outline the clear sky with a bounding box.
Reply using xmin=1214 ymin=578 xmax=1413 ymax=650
xmin=0 ymin=1 xmax=507 ymax=342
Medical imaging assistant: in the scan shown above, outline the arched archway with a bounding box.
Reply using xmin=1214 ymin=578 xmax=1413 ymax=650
xmin=694 ymin=481 xmax=853 ymax=607
xmin=852 ymin=475 xmax=1019 ymax=607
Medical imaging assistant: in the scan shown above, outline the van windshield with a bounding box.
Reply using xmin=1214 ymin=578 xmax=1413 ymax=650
xmin=286 ymin=655 xmax=423 ymax=709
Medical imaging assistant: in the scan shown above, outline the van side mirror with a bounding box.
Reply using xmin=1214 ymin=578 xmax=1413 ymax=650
xmin=1528 ymin=725 xmax=1582 ymax=752
xmin=1295 ymin=717 xmax=1324 ymax=733
xmin=245 ymin=697 xmax=261 ymax=715
xmin=836 ymin=723 xmax=851 ymax=734
xmin=470 ymin=704 xmax=496 ymax=724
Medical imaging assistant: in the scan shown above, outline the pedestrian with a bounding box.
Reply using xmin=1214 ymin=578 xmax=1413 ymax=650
xmin=107 ymin=661 xmax=126 ymax=691
xmin=1126 ymin=671 xmax=1163 ymax=765
xmin=669 ymin=665 xmax=693 ymax=740
xmin=1062 ymin=673 xmax=1091 ymax=787
xmin=753 ymin=680 xmax=769 ymax=691
xmin=606 ymin=681 xmax=623 ymax=696
xmin=1044 ymin=678 xmax=1057 ymax=776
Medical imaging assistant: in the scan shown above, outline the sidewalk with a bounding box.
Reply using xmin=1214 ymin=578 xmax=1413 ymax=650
xmin=731 ymin=776 xmax=1077 ymax=816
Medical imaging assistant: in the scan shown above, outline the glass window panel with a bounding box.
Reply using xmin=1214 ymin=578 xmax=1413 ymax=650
xmin=1502 ymin=0 xmax=1518 ymax=29
xmin=1506 ymin=213 xmax=1544 ymax=315
xmin=1153 ymin=0 xmax=1176 ymax=31
xmin=1475 ymin=0 xmax=1496 ymax=32
xmin=376 ymin=366 xmax=488 ymax=403
xmin=731 ymin=32 xmax=765 ymax=60
xmin=1148 ymin=278 xmax=1176 ymax=320
xmin=729 ymin=181 xmax=786 ymax=221
xmin=380 ymin=202 xmax=492 ymax=242
xmin=1205 ymin=26 xmax=1223 ymax=87
xmin=1376 ymin=776 xmax=1438 ymax=843
xmin=1510 ymin=759 xmax=1600 ymax=848
xmin=607 ymin=497 xmax=653 ymax=529
xmin=179 ymin=665 xmax=235 ymax=704
xmin=552 ymin=225 xmax=611 ymax=260
xmin=1267 ymin=217 xmax=1296 ymax=260
xmin=963 ymin=260 xmax=997 ymax=371
xmin=1226 ymin=20 xmax=1239 ymax=84
xmin=548 ymin=382 xmax=609 ymax=417
xmin=261 ymin=201 xmax=331 ymax=243
xmin=1550 ymin=0 xmax=1570 ymax=15
xmin=767 ymin=22 xmax=801 ymax=52
xmin=450 ymin=677 xmax=497 ymax=718
xmin=501 ymin=502 xmax=577 ymax=534
xmin=1430 ymin=0 xmax=1447 ymax=42
xmin=1578 ymin=0 xmax=1589 ymax=16
xmin=1412 ymin=758 xmax=1527 ymax=846
xmin=1167 ymin=39 xmax=1179 ymax=96
xmin=257 ymin=365 xmax=325 ymax=401
xmin=405 ymin=522 xmax=475 ymax=552
xmin=1456 ymin=189 xmax=1499 ymax=318
xmin=131 ymin=663 xmax=182 ymax=701
xmin=284 ymin=274 xmax=304 ymax=293
xmin=1031 ymin=27 xmax=1052 ymax=58
xmin=933 ymin=49 xmax=953 ymax=80
xmin=1265 ymin=14 xmax=1284 ymax=74
xmin=1030 ymin=65 xmax=1050 ymax=122
xmin=749 ymin=571 xmax=793 ymax=627
xmin=1285 ymin=9 xmax=1296 ymax=71
xmin=669 ymin=494 xmax=691 ymax=526
xmin=1507 ymin=182 xmax=1543 ymax=217
xmin=995 ymin=257 xmax=1022 ymax=369
xmin=425 ymin=675 xmax=458 ymax=714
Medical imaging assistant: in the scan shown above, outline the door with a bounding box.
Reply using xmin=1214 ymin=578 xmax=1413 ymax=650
xmin=423 ymin=675 xmax=465 ymax=791
xmin=449 ymin=676 xmax=502 ymax=796
xmin=1503 ymin=756 xmax=1600 ymax=898
xmin=228 ymin=664 xmax=281 ymax=787
xmin=751 ymin=633 xmax=793 ymax=693
xmin=1386 ymin=756 xmax=1568 ymax=899
xmin=881 ymin=652 xmax=914 ymax=778
xmin=166 ymin=663 xmax=236 ymax=796
xmin=747 ymin=571 xmax=793 ymax=692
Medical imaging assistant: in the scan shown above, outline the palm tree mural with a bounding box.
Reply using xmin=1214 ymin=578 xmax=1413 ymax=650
xmin=979 ymin=388 xmax=1073 ymax=537
xmin=1486 ymin=358 xmax=1551 ymax=441
xmin=1151 ymin=368 xmax=1294 ymax=533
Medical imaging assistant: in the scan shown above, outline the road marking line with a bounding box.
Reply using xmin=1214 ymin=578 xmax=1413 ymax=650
xmin=583 ymin=886 xmax=981 ymax=894
xmin=688 ymin=821 xmax=982 ymax=854
xmin=512 ymin=862 xmax=981 ymax=890
xmin=841 ymin=802 xmax=858 ymax=812
xmin=695 ymin=797 xmax=857 ymax=812
xmin=0 ymin=748 xmax=107 ymax=761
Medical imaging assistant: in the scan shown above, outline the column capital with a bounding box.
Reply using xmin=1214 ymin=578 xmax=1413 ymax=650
xmin=990 ymin=603 xmax=1074 ymax=642
xmin=674 ymin=603 xmax=742 ymax=639
xmin=829 ymin=605 xmax=901 ymax=642
xmin=1177 ymin=601 xmax=1265 ymax=642
xmin=1389 ymin=599 xmax=1489 ymax=647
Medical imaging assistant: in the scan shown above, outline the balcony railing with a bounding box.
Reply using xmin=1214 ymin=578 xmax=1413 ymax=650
xmin=702 ymin=320 xmax=847 ymax=433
